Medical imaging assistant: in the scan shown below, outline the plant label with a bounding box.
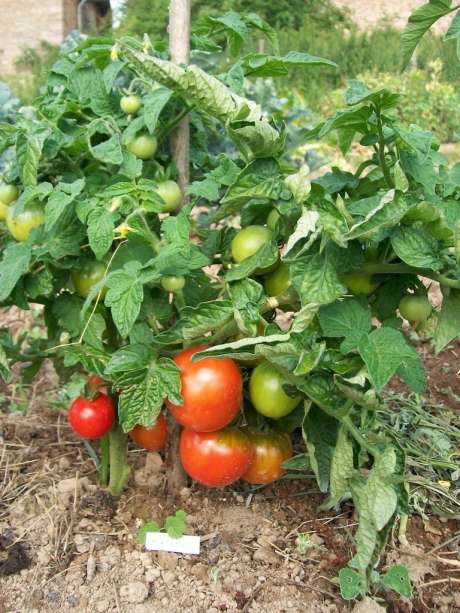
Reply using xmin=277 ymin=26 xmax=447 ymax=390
xmin=144 ymin=532 xmax=201 ymax=554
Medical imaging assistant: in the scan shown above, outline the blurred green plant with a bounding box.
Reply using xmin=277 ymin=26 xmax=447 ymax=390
xmin=324 ymin=60 xmax=460 ymax=143
xmin=0 ymin=41 xmax=59 ymax=105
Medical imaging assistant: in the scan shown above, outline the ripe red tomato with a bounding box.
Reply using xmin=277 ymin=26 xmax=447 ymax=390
xmin=242 ymin=430 xmax=292 ymax=485
xmin=166 ymin=345 xmax=243 ymax=432
xmin=68 ymin=393 xmax=115 ymax=439
xmin=128 ymin=412 xmax=168 ymax=451
xmin=180 ymin=427 xmax=254 ymax=487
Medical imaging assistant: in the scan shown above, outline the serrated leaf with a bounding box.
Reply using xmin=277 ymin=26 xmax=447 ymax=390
xmin=346 ymin=191 xmax=413 ymax=240
xmin=117 ymin=357 xmax=181 ymax=432
xmin=319 ymin=298 xmax=372 ymax=353
xmin=291 ymin=248 xmax=344 ymax=306
xmin=241 ymin=51 xmax=336 ymax=77
xmin=138 ymin=521 xmax=161 ymax=545
xmin=165 ymin=510 xmax=187 ymax=539
xmin=284 ymin=208 xmax=319 ymax=255
xmin=382 ymin=565 xmax=412 ymax=599
xmin=434 ymin=288 xmax=460 ymax=353
xmin=105 ymin=267 xmax=144 ymax=338
xmin=0 ymin=243 xmax=32 ymax=301
xmin=303 ymin=404 xmax=339 ymax=492
xmin=142 ymin=87 xmax=172 ymax=134
xmin=402 ymin=0 xmax=453 ymax=68
xmin=345 ymin=79 xmax=400 ymax=110
xmin=87 ymin=208 xmax=114 ymax=259
xmin=322 ymin=425 xmax=355 ymax=509
xmin=338 ymin=567 xmax=365 ymax=600
xmin=154 ymin=301 xmax=234 ymax=345
xmin=358 ymin=327 xmax=425 ymax=392
xmin=391 ymin=226 xmax=442 ymax=271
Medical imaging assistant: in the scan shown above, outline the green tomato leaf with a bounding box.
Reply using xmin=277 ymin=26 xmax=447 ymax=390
xmin=105 ymin=265 xmax=144 ymax=338
xmin=87 ymin=208 xmax=115 ymax=259
xmin=318 ymin=298 xmax=372 ymax=353
xmin=402 ymin=0 xmax=453 ymax=68
xmin=434 ymin=288 xmax=460 ymax=353
xmin=392 ymin=222 xmax=443 ymax=272
xmin=338 ymin=567 xmax=366 ymax=600
xmin=358 ymin=327 xmax=425 ymax=393
xmin=0 ymin=243 xmax=32 ymax=301
xmin=321 ymin=425 xmax=355 ymax=510
xmin=290 ymin=248 xmax=345 ymax=306
xmin=0 ymin=344 xmax=12 ymax=383
xmin=241 ymin=51 xmax=336 ymax=78
xmin=165 ymin=510 xmax=187 ymax=539
xmin=382 ymin=565 xmax=412 ymax=599
xmin=154 ymin=300 xmax=234 ymax=345
xmin=138 ymin=521 xmax=161 ymax=545
xmin=117 ymin=357 xmax=181 ymax=432
xmin=142 ymin=87 xmax=172 ymax=134
xmin=303 ymin=404 xmax=339 ymax=493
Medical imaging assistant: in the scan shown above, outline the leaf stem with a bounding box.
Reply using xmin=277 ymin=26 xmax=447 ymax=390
xmin=374 ymin=107 xmax=394 ymax=189
xmin=361 ymin=262 xmax=460 ymax=288
xmin=342 ymin=415 xmax=380 ymax=458
xmin=99 ymin=433 xmax=110 ymax=487
xmin=158 ymin=104 xmax=194 ymax=143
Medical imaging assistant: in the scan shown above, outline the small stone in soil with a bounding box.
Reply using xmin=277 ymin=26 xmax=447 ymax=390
xmin=119 ymin=581 xmax=149 ymax=604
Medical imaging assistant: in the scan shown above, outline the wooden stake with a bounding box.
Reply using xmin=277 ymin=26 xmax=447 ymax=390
xmin=166 ymin=0 xmax=191 ymax=497
xmin=169 ymin=0 xmax=191 ymax=199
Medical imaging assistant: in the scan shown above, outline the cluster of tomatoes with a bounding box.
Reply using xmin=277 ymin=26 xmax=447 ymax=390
xmin=67 ymin=346 xmax=299 ymax=488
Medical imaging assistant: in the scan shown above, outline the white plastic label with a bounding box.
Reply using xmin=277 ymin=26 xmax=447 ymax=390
xmin=144 ymin=532 xmax=201 ymax=555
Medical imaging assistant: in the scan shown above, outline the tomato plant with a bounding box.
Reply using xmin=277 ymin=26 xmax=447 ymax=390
xmin=166 ymin=345 xmax=243 ymax=432
xmin=68 ymin=393 xmax=115 ymax=439
xmin=242 ymin=429 xmax=292 ymax=484
xmin=129 ymin=412 xmax=167 ymax=451
xmin=0 ymin=6 xmax=459 ymax=601
xmin=179 ymin=427 xmax=254 ymax=487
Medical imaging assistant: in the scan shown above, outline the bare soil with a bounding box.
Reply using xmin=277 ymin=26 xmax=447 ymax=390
xmin=0 ymin=310 xmax=459 ymax=612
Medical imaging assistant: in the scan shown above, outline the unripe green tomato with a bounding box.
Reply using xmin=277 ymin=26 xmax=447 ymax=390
xmin=265 ymin=263 xmax=290 ymax=297
xmin=340 ymin=272 xmax=379 ymax=296
xmin=161 ymin=275 xmax=185 ymax=292
xmin=249 ymin=361 xmax=301 ymax=419
xmin=231 ymin=225 xmax=272 ymax=263
xmin=0 ymin=183 xmax=18 ymax=205
xmin=71 ymin=260 xmax=107 ymax=298
xmin=156 ymin=180 xmax=182 ymax=213
xmin=267 ymin=209 xmax=280 ymax=231
xmin=0 ymin=201 xmax=9 ymax=221
xmin=127 ymin=134 xmax=157 ymax=160
xmin=6 ymin=202 xmax=45 ymax=242
xmin=399 ymin=294 xmax=432 ymax=323
xmin=120 ymin=95 xmax=142 ymax=115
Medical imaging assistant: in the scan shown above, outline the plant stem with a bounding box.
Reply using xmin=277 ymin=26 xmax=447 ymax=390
xmin=107 ymin=424 xmax=131 ymax=496
xmin=361 ymin=262 xmax=460 ymax=289
xmin=158 ymin=104 xmax=194 ymax=144
xmin=99 ymin=433 xmax=110 ymax=487
xmin=374 ymin=107 xmax=394 ymax=189
xmin=342 ymin=415 xmax=380 ymax=458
